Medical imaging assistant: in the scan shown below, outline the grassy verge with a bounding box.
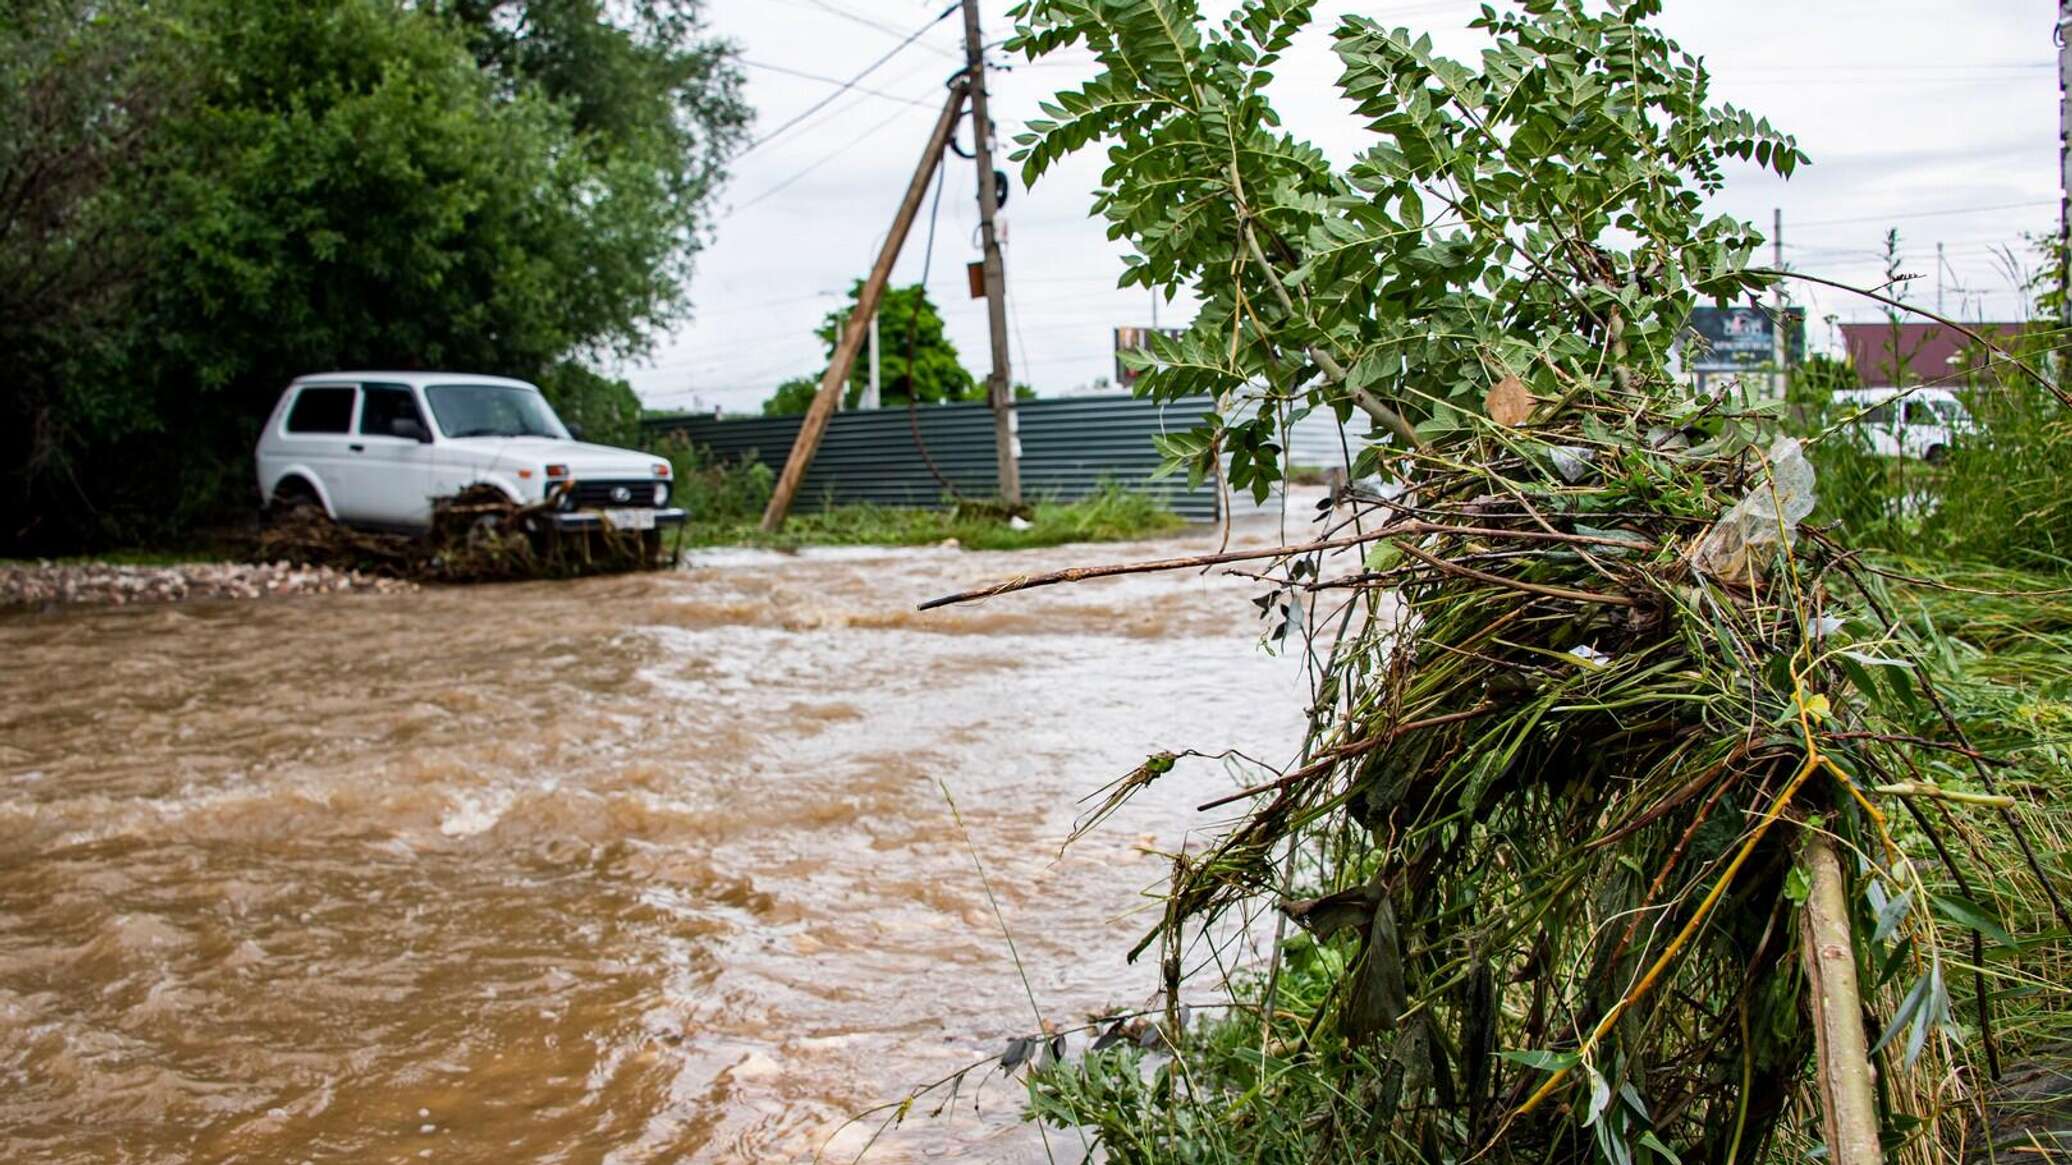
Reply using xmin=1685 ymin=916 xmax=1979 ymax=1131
xmin=677 ymin=487 xmax=1185 ymax=552
xmin=649 ymin=430 xmax=1187 ymax=551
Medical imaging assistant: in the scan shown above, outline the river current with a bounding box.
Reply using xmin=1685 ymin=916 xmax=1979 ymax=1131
xmin=0 ymin=517 xmax=1311 ymax=1162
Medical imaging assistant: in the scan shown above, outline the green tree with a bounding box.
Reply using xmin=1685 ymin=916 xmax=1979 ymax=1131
xmin=762 ymin=281 xmax=982 ymax=415
xmin=1 ymin=0 xmax=193 ymax=542
xmin=1 ymin=0 xmax=746 ymax=550
xmin=535 ymin=362 xmax=644 ymax=447
xmin=761 ymin=374 xmax=821 ymax=417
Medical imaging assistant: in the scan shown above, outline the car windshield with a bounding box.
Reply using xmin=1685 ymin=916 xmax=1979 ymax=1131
xmin=425 ymin=383 xmax=570 ymax=439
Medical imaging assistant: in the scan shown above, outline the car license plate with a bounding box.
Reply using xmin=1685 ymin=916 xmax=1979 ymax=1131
xmin=601 ymin=507 xmax=655 ymax=531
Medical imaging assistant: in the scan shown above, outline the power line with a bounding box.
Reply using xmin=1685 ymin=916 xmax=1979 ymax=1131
xmin=736 ymin=3 xmax=958 ymax=159
xmin=730 ymin=52 xmax=947 ymax=171
xmin=793 ymin=0 xmax=963 ymax=58
xmin=731 ymin=101 xmax=926 ymax=213
xmin=1787 ymin=198 xmax=2057 ymax=228
xmin=740 ymin=59 xmax=938 ymax=109
xmin=1734 ymin=62 xmax=2051 ymax=74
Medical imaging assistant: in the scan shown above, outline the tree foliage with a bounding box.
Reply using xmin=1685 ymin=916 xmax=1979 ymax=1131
xmin=967 ymin=2 xmax=2063 ymax=1162
xmin=762 ymin=281 xmax=983 ymax=415
xmin=761 ymin=374 xmax=823 ymax=418
xmin=1 ymin=0 xmax=745 ymax=549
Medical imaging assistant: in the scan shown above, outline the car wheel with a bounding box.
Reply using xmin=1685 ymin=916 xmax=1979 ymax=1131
xmin=1924 ymin=444 xmax=1948 ymax=465
xmin=265 ymin=480 xmax=327 ymax=527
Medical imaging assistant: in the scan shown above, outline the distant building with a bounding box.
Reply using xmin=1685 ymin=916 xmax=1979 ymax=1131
xmin=1839 ymin=321 xmax=2027 ymax=387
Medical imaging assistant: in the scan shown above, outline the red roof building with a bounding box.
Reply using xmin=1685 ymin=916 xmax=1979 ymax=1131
xmin=1839 ymin=321 xmax=2028 ymax=387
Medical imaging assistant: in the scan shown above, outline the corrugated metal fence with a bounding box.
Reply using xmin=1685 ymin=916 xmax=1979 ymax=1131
xmin=640 ymin=395 xmax=1223 ymax=521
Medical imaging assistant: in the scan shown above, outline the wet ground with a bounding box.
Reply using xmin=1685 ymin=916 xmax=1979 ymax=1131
xmin=0 ymin=512 xmax=1313 ymax=1162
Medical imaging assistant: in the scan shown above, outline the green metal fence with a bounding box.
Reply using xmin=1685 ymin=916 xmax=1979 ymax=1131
xmin=641 ymin=395 xmax=1222 ymax=521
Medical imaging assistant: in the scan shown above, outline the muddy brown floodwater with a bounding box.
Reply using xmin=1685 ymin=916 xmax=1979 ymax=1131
xmin=0 ymin=515 xmax=1312 ymax=1163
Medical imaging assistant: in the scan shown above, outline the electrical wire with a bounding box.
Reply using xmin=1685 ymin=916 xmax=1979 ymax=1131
xmin=794 ymin=0 xmax=963 ymax=58
xmin=735 ymin=3 xmax=959 ymax=159
xmin=1787 ymin=198 xmax=2057 ymax=228
xmin=731 ymin=102 xmax=927 ymax=214
xmin=893 ymin=145 xmax=962 ymax=495
xmin=1003 ymin=240 xmax=1034 ymax=386
xmin=739 ymin=59 xmax=938 ymax=109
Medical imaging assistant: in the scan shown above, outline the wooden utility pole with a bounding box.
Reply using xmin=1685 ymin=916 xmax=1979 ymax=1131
xmin=1772 ymin=207 xmax=1786 ymax=400
xmin=759 ymin=81 xmax=969 ymax=531
xmin=960 ymin=0 xmax=1021 ymax=505
xmin=1801 ymin=833 xmax=1884 ymax=1165
xmin=2060 ymin=1 xmax=2071 ymax=329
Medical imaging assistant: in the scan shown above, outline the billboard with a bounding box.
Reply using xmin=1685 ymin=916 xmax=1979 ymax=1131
xmin=1113 ymin=326 xmax=1188 ymax=387
xmin=1685 ymin=306 xmax=1804 ymax=371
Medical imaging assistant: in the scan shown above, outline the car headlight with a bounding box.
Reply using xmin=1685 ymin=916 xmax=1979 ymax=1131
xmin=653 ymin=482 xmax=669 ymax=506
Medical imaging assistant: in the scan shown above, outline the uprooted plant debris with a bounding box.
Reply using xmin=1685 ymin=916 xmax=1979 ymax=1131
xmin=256 ymin=484 xmax=674 ymax=583
xmin=871 ymin=4 xmax=2072 ymax=1164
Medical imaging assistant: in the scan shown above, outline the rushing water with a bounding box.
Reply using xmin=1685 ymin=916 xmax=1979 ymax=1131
xmin=0 ymin=517 xmax=1311 ymax=1162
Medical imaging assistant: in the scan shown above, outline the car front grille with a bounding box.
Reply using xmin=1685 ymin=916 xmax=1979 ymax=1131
xmin=566 ymin=479 xmax=658 ymax=509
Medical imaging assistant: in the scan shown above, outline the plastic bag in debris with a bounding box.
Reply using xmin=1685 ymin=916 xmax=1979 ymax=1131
xmin=1691 ymin=436 xmax=1817 ymax=580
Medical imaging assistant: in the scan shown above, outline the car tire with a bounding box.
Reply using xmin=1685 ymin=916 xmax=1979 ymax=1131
xmin=265 ymin=479 xmax=327 ymax=527
xmin=1925 ymin=444 xmax=1948 ymax=465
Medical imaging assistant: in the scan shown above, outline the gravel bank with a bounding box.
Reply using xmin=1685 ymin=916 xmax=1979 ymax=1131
xmin=1 ymin=561 xmax=416 ymax=611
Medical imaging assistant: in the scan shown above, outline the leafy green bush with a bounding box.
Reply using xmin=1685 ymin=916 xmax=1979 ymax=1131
xmin=646 ymin=433 xmax=774 ymax=525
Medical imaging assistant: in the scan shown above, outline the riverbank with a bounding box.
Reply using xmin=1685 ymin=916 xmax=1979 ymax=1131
xmin=0 ymin=560 xmax=415 ymax=611
xmin=1 ymin=487 xmax=1193 ymax=612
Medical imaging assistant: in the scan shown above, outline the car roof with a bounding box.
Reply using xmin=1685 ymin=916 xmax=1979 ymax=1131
xmin=289 ymin=371 xmax=540 ymax=390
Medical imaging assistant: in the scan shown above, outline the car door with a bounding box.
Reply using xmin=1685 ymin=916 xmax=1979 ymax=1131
xmin=276 ymin=383 xmax=363 ymax=517
xmin=350 ymin=383 xmax=440 ymax=527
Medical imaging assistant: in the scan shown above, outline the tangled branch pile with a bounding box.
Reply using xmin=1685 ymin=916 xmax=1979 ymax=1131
xmin=916 ymin=1 xmax=2072 ymax=1161
xmin=257 ymin=485 xmax=668 ymax=583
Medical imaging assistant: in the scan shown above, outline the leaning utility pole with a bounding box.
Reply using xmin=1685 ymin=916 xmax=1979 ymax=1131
xmin=759 ymin=81 xmax=970 ymax=531
xmin=960 ymin=0 xmax=1022 ymax=505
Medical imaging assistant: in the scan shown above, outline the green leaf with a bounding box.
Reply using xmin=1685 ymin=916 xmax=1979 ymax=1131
xmin=1497 ymin=1048 xmax=1579 ymax=1071
xmin=1931 ymin=894 xmax=2017 ymax=950
xmin=1783 ymin=865 xmax=1811 ymax=905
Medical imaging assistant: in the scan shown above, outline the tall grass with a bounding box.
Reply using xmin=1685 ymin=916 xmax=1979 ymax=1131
xmin=1805 ymin=323 xmax=2072 ymax=570
xmin=1925 ymin=373 xmax=2072 ymax=570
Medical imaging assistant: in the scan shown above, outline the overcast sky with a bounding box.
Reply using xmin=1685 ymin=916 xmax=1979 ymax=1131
xmin=616 ymin=0 xmax=2060 ymax=415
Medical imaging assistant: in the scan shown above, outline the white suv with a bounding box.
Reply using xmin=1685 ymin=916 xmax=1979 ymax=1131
xmin=254 ymin=372 xmax=686 ymax=534
xmin=1830 ymin=386 xmax=1973 ymax=463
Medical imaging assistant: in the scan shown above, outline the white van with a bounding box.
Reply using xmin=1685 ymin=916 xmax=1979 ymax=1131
xmin=1829 ymin=386 xmax=1971 ymax=463
xmin=254 ymin=372 xmax=686 ymax=534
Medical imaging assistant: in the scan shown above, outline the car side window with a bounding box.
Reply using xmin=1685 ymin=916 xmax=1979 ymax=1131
xmin=286 ymin=386 xmax=357 ymax=433
xmin=360 ymin=383 xmax=428 ymax=438
xmin=1903 ymin=401 xmax=1937 ymax=425
xmin=1860 ymin=403 xmax=1895 ymax=425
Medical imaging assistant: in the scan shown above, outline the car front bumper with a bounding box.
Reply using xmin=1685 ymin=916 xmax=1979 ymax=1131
xmin=549 ymin=507 xmax=688 ymax=531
